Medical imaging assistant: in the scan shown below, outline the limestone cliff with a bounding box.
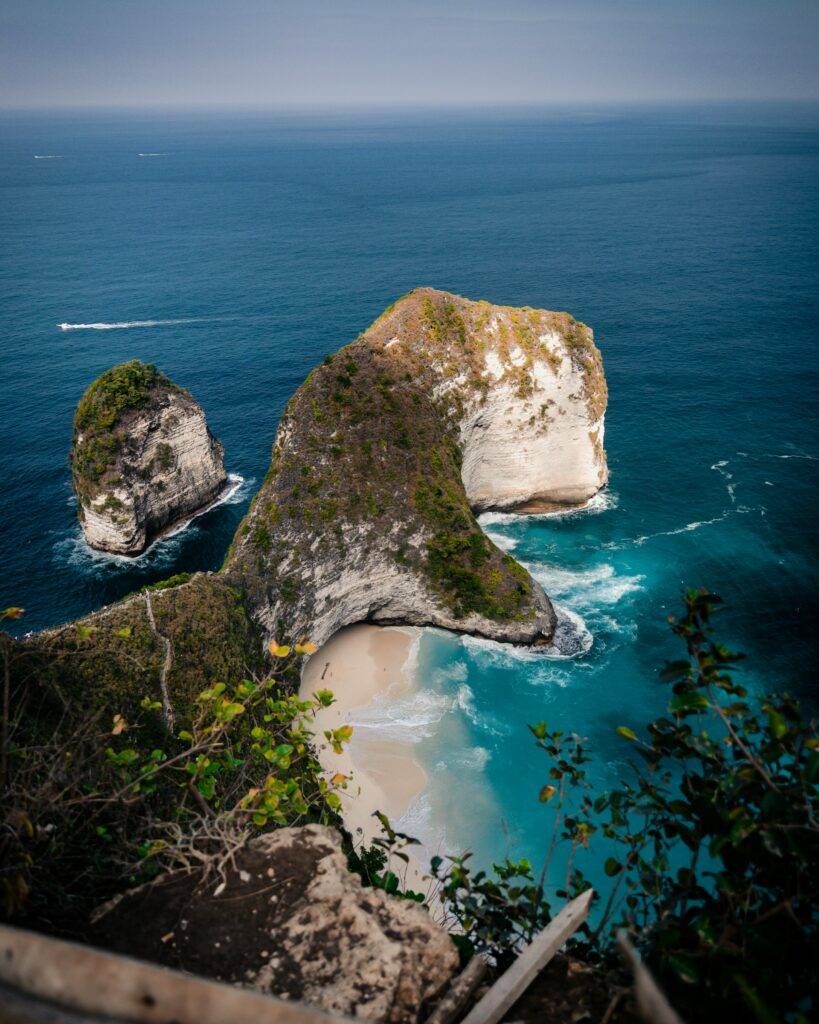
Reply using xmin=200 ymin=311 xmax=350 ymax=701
xmin=71 ymin=361 xmax=228 ymax=556
xmin=225 ymin=288 xmax=607 ymax=650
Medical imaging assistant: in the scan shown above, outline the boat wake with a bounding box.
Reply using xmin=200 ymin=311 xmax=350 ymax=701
xmin=59 ymin=318 xmax=210 ymax=331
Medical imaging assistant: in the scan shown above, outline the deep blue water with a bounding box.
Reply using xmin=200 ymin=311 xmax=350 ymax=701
xmin=2 ymin=104 xmax=817 ymax=873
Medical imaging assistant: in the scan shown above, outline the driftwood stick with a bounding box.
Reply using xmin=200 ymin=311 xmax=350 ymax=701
xmin=617 ymin=932 xmax=684 ymax=1024
xmin=0 ymin=924 xmax=347 ymax=1024
xmin=460 ymin=889 xmax=593 ymax=1024
xmin=425 ymin=954 xmax=488 ymax=1024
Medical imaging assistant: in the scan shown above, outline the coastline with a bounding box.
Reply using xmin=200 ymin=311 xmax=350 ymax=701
xmin=299 ymin=623 xmax=434 ymax=897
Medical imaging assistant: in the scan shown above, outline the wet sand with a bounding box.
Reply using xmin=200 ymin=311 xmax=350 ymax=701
xmin=299 ymin=623 xmax=432 ymax=896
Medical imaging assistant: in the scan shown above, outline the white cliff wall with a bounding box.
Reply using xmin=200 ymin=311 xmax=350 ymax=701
xmin=459 ymin=326 xmax=607 ymax=510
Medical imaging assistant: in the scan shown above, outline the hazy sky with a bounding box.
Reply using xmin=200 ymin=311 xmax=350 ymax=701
xmin=2 ymin=0 xmax=817 ymax=109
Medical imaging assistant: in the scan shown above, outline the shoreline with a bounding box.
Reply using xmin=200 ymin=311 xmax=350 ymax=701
xmin=299 ymin=623 xmax=434 ymax=898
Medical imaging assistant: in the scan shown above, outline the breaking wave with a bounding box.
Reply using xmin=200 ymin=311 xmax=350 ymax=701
xmin=460 ymin=604 xmax=593 ymax=663
xmin=350 ymin=679 xmax=505 ymax=744
xmin=350 ymin=689 xmax=453 ymax=743
xmin=547 ymin=605 xmax=594 ymax=658
xmin=478 ymin=489 xmax=618 ymax=530
xmin=528 ymin=561 xmax=645 ymax=612
xmin=34 ymin=154 xmax=62 ymax=159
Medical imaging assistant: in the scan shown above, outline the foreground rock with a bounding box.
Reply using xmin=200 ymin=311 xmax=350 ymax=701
xmin=72 ymin=360 xmax=227 ymax=555
xmin=225 ymin=288 xmax=607 ymax=649
xmin=91 ymin=825 xmax=459 ymax=1024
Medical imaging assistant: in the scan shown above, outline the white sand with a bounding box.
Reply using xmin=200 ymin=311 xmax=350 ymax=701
xmin=300 ymin=623 xmax=435 ymax=898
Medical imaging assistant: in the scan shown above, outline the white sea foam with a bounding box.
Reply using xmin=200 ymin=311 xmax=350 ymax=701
xmin=711 ymin=459 xmax=737 ymax=503
xmin=630 ymin=512 xmax=731 ymax=547
xmin=529 ymin=561 xmax=644 ymax=611
xmin=53 ymin=473 xmax=250 ymax=572
xmin=602 ymin=510 xmax=733 ymax=552
xmin=396 ymin=791 xmax=440 ymax=857
xmin=484 ymin=529 xmax=518 ymax=552
xmin=34 ymin=154 xmax=63 ymax=159
xmin=441 ymin=746 xmax=492 ymax=772
xmin=138 ymin=153 xmax=166 ymax=157
xmin=460 ymin=603 xmax=593 ymax=664
xmin=461 ymin=633 xmax=544 ymax=664
xmin=59 ymin=318 xmax=205 ymax=331
xmin=349 ymin=689 xmax=453 ymax=743
xmin=544 ymin=489 xmax=620 ymax=518
xmin=478 ymin=489 xmax=618 ymax=530
xmin=526 ymin=663 xmax=572 ymax=688
xmin=434 ymin=661 xmax=468 ymax=684
xmin=450 ymin=681 xmax=506 ymax=737
xmin=547 ymin=605 xmax=594 ymax=658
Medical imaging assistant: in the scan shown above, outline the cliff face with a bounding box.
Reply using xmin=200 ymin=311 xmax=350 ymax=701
xmin=72 ymin=361 xmax=227 ymax=556
xmin=225 ymin=288 xmax=607 ymax=649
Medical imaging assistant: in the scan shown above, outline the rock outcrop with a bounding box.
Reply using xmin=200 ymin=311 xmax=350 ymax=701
xmin=90 ymin=824 xmax=459 ymax=1024
xmin=225 ymin=288 xmax=607 ymax=650
xmin=71 ymin=360 xmax=227 ymax=556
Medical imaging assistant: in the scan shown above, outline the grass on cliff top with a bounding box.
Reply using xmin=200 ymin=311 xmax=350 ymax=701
xmin=72 ymin=360 xmax=180 ymax=490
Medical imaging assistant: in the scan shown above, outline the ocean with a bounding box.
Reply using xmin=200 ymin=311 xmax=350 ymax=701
xmin=2 ymin=103 xmax=817 ymax=875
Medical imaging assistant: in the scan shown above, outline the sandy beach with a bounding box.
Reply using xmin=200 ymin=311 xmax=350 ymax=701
xmin=299 ymin=623 xmax=433 ymax=896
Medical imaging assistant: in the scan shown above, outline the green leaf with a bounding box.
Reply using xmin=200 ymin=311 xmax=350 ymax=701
xmin=539 ymin=784 xmax=557 ymax=803
xmin=604 ymin=857 xmax=622 ymax=876
xmin=766 ymin=709 xmax=787 ymax=740
xmin=669 ymin=692 xmax=710 ymax=714
xmin=616 ymin=726 xmax=637 ymax=741
xmin=659 ymin=659 xmax=691 ymax=683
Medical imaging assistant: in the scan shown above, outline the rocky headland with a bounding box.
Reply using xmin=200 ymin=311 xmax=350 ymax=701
xmin=4 ymin=289 xmax=608 ymax=1022
xmin=71 ymin=360 xmax=228 ymax=556
xmin=225 ymin=287 xmax=607 ymax=650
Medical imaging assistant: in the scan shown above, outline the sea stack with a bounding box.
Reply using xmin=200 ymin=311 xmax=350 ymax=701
xmin=71 ymin=360 xmax=227 ymax=556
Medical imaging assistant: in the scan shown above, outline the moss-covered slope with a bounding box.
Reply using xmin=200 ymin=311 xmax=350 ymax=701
xmin=11 ymin=573 xmax=264 ymax=738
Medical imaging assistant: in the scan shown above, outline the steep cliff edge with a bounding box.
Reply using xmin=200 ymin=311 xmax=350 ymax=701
xmin=225 ymin=288 xmax=607 ymax=649
xmin=72 ymin=360 xmax=228 ymax=556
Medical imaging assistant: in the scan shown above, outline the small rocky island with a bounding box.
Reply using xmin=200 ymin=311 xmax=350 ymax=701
xmin=71 ymin=360 xmax=228 ymax=555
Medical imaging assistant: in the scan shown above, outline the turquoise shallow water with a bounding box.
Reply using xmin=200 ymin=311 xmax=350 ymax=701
xmin=1 ymin=103 xmax=817 ymax=876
